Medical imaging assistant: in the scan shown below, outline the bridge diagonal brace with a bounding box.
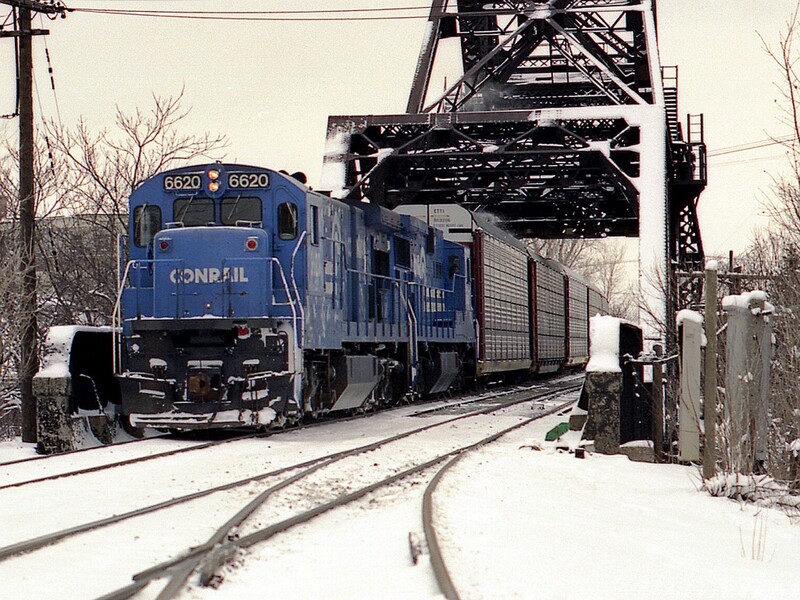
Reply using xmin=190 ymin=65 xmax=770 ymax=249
xmin=547 ymin=20 xmax=648 ymax=105
xmin=424 ymin=18 xmax=538 ymax=113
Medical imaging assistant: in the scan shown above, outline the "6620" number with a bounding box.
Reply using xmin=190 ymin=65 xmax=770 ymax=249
xmin=163 ymin=174 xmax=202 ymax=190
xmin=228 ymin=172 xmax=270 ymax=189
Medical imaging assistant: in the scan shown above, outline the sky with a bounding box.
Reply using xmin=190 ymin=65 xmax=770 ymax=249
xmin=2 ymin=0 xmax=800 ymax=256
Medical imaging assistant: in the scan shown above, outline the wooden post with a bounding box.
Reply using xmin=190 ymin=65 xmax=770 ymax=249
xmin=652 ymin=344 xmax=663 ymax=462
xmin=703 ymin=263 xmax=717 ymax=480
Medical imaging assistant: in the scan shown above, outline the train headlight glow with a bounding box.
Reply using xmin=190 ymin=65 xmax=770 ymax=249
xmin=207 ymin=168 xmax=221 ymax=193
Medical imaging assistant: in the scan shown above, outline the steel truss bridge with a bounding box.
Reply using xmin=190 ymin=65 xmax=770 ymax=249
xmin=323 ymin=0 xmax=706 ymax=341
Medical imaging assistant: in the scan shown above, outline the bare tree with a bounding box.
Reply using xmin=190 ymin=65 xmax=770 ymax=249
xmin=581 ymin=239 xmax=638 ymax=321
xmin=533 ymin=237 xmax=639 ymax=321
xmin=729 ymin=7 xmax=800 ymax=485
xmin=0 ymin=148 xmax=29 ymax=437
xmin=0 ymin=93 xmax=226 ymax=438
xmin=39 ymin=91 xmax=227 ymax=325
xmin=530 ymin=237 xmax=594 ymax=271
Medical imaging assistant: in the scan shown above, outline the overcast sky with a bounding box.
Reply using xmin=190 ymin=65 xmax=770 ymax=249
xmin=2 ymin=0 xmax=799 ymax=256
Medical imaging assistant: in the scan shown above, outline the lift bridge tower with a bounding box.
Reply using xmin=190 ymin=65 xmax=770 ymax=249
xmin=323 ymin=0 xmax=706 ymax=345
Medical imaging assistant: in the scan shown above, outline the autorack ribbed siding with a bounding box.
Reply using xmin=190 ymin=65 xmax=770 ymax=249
xmin=532 ymin=257 xmax=568 ymax=374
xmin=472 ymin=229 xmax=531 ymax=376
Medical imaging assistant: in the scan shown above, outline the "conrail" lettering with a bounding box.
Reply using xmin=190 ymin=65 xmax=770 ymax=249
xmin=169 ymin=267 xmax=250 ymax=284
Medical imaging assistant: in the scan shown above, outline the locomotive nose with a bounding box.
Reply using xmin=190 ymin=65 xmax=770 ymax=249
xmin=152 ymin=227 xmax=271 ymax=319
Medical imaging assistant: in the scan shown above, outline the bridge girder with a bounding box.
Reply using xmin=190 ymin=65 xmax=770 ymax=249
xmin=324 ymin=0 xmax=707 ymax=335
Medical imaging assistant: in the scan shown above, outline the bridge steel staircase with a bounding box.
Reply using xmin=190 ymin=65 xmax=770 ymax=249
xmin=323 ymin=0 xmax=707 ymax=342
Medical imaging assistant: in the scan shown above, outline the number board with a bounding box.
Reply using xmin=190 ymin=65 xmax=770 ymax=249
xmin=228 ymin=172 xmax=270 ymax=189
xmin=163 ymin=173 xmax=203 ymax=191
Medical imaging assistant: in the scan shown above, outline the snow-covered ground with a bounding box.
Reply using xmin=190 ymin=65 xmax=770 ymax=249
xmin=2 ymin=399 xmax=800 ymax=600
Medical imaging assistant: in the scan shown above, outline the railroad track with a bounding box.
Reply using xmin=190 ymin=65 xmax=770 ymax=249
xmin=0 ymin=379 xmax=581 ymax=599
xmin=422 ymin=397 xmax=576 ymax=600
xmin=93 ymin=381 xmax=581 ymax=599
xmin=0 ymin=376 xmax=580 ymax=490
xmin=0 ymin=433 xmax=169 ymax=469
xmin=0 ymin=404 xmax=409 ymax=490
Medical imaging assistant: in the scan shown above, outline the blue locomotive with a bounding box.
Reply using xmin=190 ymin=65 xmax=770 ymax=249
xmin=114 ymin=163 xmax=606 ymax=430
xmin=116 ymin=164 xmax=475 ymax=428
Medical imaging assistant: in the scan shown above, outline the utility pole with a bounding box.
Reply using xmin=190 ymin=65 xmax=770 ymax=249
xmin=1 ymin=1 xmax=66 ymax=442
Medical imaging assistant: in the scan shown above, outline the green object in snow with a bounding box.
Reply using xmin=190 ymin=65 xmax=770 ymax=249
xmin=545 ymin=422 xmax=569 ymax=442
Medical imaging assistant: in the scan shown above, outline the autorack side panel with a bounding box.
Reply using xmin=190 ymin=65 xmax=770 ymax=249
xmin=588 ymin=285 xmax=608 ymax=318
xmin=565 ymin=268 xmax=590 ymax=365
xmin=472 ymin=227 xmax=531 ymax=376
xmin=533 ymin=256 xmax=567 ymax=373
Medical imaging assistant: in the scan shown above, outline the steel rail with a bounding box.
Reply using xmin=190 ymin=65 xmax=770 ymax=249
xmin=0 ymin=432 xmax=261 ymax=491
xmin=0 ymin=433 xmax=169 ymax=468
xmin=0 ymin=399 xmax=418 ymax=488
xmin=107 ymin=384 xmax=580 ymax=599
xmin=410 ymin=374 xmax=584 ymax=417
xmin=422 ymin=400 xmax=576 ymax=600
xmin=423 ymin=400 xmax=577 ymax=600
xmin=0 ymin=382 xmax=579 ymax=567
xmin=0 ymin=377 xmax=526 ymax=476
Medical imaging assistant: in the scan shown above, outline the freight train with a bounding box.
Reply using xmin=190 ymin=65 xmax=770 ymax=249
xmin=113 ymin=163 xmax=607 ymax=430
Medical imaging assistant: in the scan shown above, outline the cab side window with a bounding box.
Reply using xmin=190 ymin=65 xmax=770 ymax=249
xmin=309 ymin=205 xmax=319 ymax=245
xmin=134 ymin=205 xmax=162 ymax=247
xmin=277 ymin=202 xmax=298 ymax=240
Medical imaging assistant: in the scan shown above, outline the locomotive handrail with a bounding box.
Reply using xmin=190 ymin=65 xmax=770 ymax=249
xmin=344 ymin=265 xmax=465 ymax=296
xmin=270 ymin=256 xmax=304 ymax=408
xmin=270 ymin=257 xmax=302 ymax=359
xmin=112 ymin=259 xmax=136 ymax=375
xmin=116 ymin=234 xmax=128 ymax=298
xmin=289 ymin=231 xmax=307 ymax=340
xmin=396 ymin=282 xmax=419 ymax=390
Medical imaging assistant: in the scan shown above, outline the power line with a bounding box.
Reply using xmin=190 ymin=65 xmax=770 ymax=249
xmin=69 ymin=5 xmax=433 ymax=22
xmin=711 ymin=153 xmax=788 ymax=168
xmin=708 ymin=135 xmax=794 ymax=158
xmin=73 ymin=5 xmax=431 ymax=15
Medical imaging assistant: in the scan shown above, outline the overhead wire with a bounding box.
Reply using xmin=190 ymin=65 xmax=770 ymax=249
xmin=36 ymin=13 xmax=61 ymax=180
xmin=11 ymin=2 xmax=800 ymax=167
xmin=68 ymin=5 xmax=433 ymax=22
xmin=708 ymin=135 xmax=795 ymax=158
xmin=38 ymin=13 xmax=62 ymax=124
xmin=1 ymin=7 xmax=20 ymax=119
